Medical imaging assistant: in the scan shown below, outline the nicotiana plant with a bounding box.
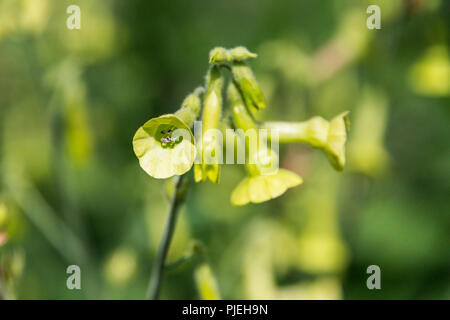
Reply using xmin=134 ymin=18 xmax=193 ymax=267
xmin=132 ymin=46 xmax=350 ymax=299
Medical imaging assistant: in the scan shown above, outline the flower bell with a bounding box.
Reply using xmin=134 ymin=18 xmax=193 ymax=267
xmin=231 ymin=61 xmax=266 ymax=114
xmin=262 ymin=112 xmax=350 ymax=171
xmin=231 ymin=168 xmax=303 ymax=206
xmin=194 ymin=67 xmax=223 ymax=183
xmin=132 ymin=88 xmax=202 ymax=179
xmin=228 ymin=82 xmax=302 ymax=206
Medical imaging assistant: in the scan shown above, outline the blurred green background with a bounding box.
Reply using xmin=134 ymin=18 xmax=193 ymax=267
xmin=0 ymin=0 xmax=449 ymax=299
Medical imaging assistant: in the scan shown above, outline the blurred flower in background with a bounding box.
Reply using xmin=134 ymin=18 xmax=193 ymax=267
xmin=409 ymin=45 xmax=450 ymax=96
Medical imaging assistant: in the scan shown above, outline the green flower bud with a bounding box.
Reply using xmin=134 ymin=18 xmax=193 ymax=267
xmin=228 ymin=82 xmax=257 ymax=131
xmin=229 ymin=46 xmax=257 ymax=61
xmin=132 ymin=89 xmax=202 ymax=179
xmin=194 ymin=67 xmax=223 ymax=183
xmin=176 ymin=86 xmax=204 ymax=126
xmin=209 ymin=47 xmax=231 ymax=65
xmin=209 ymin=46 xmax=257 ymax=65
xmin=262 ymin=112 xmax=350 ymax=171
xmin=232 ymin=61 xmax=266 ymax=113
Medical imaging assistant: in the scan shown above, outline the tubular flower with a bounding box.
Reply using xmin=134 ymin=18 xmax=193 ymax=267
xmin=228 ymin=82 xmax=302 ymax=206
xmin=132 ymin=88 xmax=202 ymax=179
xmin=231 ymin=61 xmax=266 ymax=114
xmin=194 ymin=67 xmax=223 ymax=183
xmin=262 ymin=112 xmax=350 ymax=171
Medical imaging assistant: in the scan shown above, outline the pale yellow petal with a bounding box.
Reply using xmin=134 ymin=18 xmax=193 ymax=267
xmin=276 ymin=169 xmax=303 ymax=188
xmin=248 ymin=176 xmax=272 ymax=203
xmin=231 ymin=178 xmax=250 ymax=206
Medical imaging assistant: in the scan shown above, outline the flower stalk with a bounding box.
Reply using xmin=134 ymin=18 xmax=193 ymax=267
xmin=147 ymin=174 xmax=187 ymax=300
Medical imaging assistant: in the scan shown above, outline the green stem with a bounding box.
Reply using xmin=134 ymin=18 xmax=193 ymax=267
xmin=147 ymin=174 xmax=186 ymax=300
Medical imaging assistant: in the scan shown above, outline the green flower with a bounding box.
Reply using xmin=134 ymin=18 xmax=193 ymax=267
xmin=229 ymin=82 xmax=302 ymax=205
xmin=132 ymin=89 xmax=202 ymax=179
xmin=232 ymin=141 xmax=302 ymax=206
xmin=229 ymin=46 xmax=257 ymax=61
xmin=231 ymin=61 xmax=266 ymax=113
xmin=262 ymin=112 xmax=350 ymax=171
xmin=194 ymin=67 xmax=223 ymax=183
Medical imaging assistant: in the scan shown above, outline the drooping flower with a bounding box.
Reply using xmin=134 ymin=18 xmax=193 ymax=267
xmin=194 ymin=66 xmax=223 ymax=183
xmin=132 ymin=88 xmax=202 ymax=179
xmin=262 ymin=112 xmax=350 ymax=171
xmin=231 ymin=169 xmax=302 ymax=206
xmin=228 ymin=82 xmax=302 ymax=206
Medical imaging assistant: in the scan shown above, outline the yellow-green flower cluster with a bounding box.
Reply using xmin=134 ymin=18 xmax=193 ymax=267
xmin=132 ymin=46 xmax=350 ymax=206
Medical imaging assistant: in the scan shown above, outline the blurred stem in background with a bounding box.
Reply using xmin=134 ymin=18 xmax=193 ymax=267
xmin=46 ymin=59 xmax=91 ymax=242
xmin=147 ymin=174 xmax=187 ymax=300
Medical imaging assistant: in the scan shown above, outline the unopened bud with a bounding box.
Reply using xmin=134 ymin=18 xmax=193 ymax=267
xmin=231 ymin=61 xmax=266 ymax=114
xmin=209 ymin=47 xmax=230 ymax=65
xmin=229 ymin=46 xmax=257 ymax=61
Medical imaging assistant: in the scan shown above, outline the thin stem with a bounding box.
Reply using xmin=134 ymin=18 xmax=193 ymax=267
xmin=147 ymin=174 xmax=186 ymax=300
